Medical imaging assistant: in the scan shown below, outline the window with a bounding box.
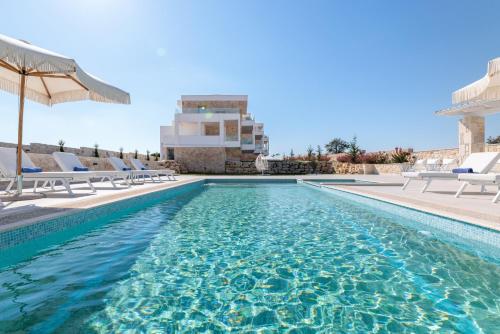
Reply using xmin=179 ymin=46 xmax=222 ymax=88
xmin=167 ymin=148 xmax=174 ymax=160
xmin=202 ymin=122 xmax=220 ymax=136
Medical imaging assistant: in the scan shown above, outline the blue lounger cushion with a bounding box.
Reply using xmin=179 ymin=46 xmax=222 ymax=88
xmin=122 ymin=167 xmax=131 ymax=171
xmin=452 ymin=168 xmax=474 ymax=174
xmin=22 ymin=167 xmax=43 ymax=173
xmin=73 ymin=166 xmax=89 ymax=172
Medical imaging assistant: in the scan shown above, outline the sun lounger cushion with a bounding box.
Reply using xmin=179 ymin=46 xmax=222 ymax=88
xmin=452 ymin=168 xmax=473 ymax=174
xmin=122 ymin=167 xmax=131 ymax=171
xmin=458 ymin=174 xmax=499 ymax=183
xmin=73 ymin=166 xmax=89 ymax=172
xmin=22 ymin=167 xmax=42 ymax=173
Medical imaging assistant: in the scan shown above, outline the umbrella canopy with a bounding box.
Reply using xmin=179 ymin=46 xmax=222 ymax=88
xmin=0 ymin=33 xmax=130 ymax=194
xmin=436 ymin=58 xmax=500 ymax=116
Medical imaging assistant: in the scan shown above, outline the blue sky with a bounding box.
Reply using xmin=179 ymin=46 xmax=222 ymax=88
xmin=0 ymin=0 xmax=499 ymax=155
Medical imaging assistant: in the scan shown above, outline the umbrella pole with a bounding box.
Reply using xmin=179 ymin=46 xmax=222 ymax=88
xmin=16 ymin=73 xmax=26 ymax=195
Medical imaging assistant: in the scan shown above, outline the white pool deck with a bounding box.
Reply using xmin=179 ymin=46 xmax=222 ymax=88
xmin=0 ymin=174 xmax=498 ymax=233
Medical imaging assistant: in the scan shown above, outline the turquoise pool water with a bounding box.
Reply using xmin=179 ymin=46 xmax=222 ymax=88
xmin=0 ymin=182 xmax=499 ymax=333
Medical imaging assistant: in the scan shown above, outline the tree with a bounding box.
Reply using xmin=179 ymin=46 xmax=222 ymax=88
xmin=306 ymin=145 xmax=314 ymax=161
xmin=487 ymin=135 xmax=500 ymax=144
xmin=316 ymin=145 xmax=322 ymax=160
xmin=134 ymin=149 xmax=138 ymax=159
xmin=146 ymin=150 xmax=150 ymax=161
xmin=119 ymin=147 xmax=124 ymax=159
xmin=325 ymin=138 xmax=349 ymax=154
xmin=58 ymin=139 xmax=65 ymax=152
xmin=94 ymin=143 xmax=99 ymax=158
xmin=290 ymin=149 xmax=294 ymax=158
xmin=347 ymin=136 xmax=361 ymax=163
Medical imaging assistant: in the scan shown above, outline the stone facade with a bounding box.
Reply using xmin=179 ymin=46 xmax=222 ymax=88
xmin=181 ymin=100 xmax=248 ymax=114
xmin=225 ymin=160 xmax=333 ymax=175
xmin=174 ymin=147 xmax=226 ymax=173
xmin=459 ymin=116 xmax=485 ymax=159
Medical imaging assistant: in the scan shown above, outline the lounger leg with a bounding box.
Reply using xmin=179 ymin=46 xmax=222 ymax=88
xmin=50 ymin=180 xmax=55 ymax=191
xmin=87 ymin=179 xmax=96 ymax=193
xmin=480 ymin=185 xmax=486 ymax=193
xmin=110 ymin=178 xmax=117 ymax=188
xmin=402 ymin=178 xmax=411 ymax=190
xmin=6 ymin=179 xmax=14 ymax=193
xmin=455 ymin=182 xmax=468 ymax=198
xmin=421 ymin=179 xmax=432 ymax=193
xmin=62 ymin=179 xmax=74 ymax=196
xmin=33 ymin=180 xmax=38 ymax=193
xmin=494 ymin=190 xmax=500 ymax=203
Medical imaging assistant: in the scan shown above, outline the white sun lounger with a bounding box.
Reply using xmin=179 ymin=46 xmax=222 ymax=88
xmin=402 ymin=152 xmax=500 ymax=192
xmin=53 ymin=152 xmax=131 ymax=188
xmin=129 ymin=158 xmax=176 ymax=181
xmin=456 ymin=173 xmax=500 ymax=203
xmin=0 ymin=147 xmax=96 ymax=195
xmin=108 ymin=157 xmax=161 ymax=183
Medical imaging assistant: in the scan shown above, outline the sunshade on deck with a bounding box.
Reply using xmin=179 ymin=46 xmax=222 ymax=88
xmin=0 ymin=33 xmax=130 ymax=105
xmin=436 ymin=58 xmax=500 ymax=116
xmin=0 ymin=33 xmax=130 ymax=194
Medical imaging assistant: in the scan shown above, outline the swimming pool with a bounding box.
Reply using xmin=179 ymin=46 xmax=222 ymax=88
xmin=0 ymin=180 xmax=499 ymax=332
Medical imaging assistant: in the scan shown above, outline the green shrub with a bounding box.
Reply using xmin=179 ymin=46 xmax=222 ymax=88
xmin=391 ymin=147 xmax=411 ymax=163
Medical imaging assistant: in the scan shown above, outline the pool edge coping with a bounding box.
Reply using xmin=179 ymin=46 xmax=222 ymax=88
xmin=322 ymin=184 xmax=500 ymax=232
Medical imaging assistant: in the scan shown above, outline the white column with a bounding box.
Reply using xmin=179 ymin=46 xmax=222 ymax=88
xmin=219 ymin=121 xmax=224 ymax=145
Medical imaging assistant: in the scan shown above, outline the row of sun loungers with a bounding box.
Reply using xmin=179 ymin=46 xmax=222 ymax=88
xmin=402 ymin=152 xmax=500 ymax=203
xmin=0 ymin=148 xmax=176 ymax=197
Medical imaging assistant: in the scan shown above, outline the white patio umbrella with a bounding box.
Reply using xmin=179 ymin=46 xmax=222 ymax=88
xmin=0 ymin=33 xmax=130 ymax=194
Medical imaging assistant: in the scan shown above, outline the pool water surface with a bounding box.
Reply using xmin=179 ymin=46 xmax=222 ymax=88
xmin=0 ymin=182 xmax=499 ymax=333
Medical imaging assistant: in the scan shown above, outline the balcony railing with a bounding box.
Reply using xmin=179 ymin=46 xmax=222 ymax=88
xmin=182 ymin=107 xmax=240 ymax=114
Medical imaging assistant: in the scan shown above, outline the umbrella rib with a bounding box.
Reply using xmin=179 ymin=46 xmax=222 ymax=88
xmin=66 ymin=75 xmax=89 ymax=91
xmin=0 ymin=59 xmax=20 ymax=73
xmin=39 ymin=77 xmax=51 ymax=99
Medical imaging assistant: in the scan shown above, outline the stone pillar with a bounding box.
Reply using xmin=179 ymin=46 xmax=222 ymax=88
xmin=458 ymin=115 xmax=485 ymax=162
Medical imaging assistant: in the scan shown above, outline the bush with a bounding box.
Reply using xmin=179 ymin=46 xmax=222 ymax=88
xmin=487 ymin=135 xmax=500 ymax=144
xmin=336 ymin=153 xmax=353 ymax=163
xmin=360 ymin=152 xmax=389 ymax=164
xmin=391 ymin=147 xmax=411 ymax=163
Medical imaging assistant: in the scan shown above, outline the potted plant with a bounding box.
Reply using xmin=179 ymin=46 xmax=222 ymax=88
xmin=391 ymin=147 xmax=412 ymax=171
xmin=58 ymin=139 xmax=65 ymax=152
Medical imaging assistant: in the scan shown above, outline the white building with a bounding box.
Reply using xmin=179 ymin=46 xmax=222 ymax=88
xmin=160 ymin=95 xmax=269 ymax=173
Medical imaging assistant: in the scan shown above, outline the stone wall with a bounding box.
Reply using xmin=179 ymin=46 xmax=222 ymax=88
xmin=225 ymin=160 xmax=333 ymax=175
xmin=26 ymin=153 xmax=183 ymax=173
xmin=174 ymin=147 xmax=226 ymax=173
xmin=0 ymin=141 xmax=152 ymax=160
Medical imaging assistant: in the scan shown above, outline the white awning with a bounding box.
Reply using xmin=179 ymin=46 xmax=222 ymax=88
xmin=452 ymin=58 xmax=500 ymax=104
xmin=436 ymin=98 xmax=500 ymax=116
